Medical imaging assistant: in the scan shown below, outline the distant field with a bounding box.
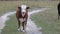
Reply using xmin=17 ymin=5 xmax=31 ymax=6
xmin=1 ymin=1 xmax=60 ymax=34
xmin=0 ymin=1 xmax=17 ymax=16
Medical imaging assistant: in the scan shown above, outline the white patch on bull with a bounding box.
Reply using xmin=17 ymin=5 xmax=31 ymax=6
xmin=19 ymin=18 xmax=24 ymax=23
xmin=18 ymin=18 xmax=23 ymax=31
xmin=21 ymin=5 xmax=27 ymax=17
xmin=19 ymin=18 xmax=26 ymax=22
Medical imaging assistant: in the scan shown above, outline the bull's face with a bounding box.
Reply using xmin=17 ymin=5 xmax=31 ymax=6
xmin=18 ymin=5 xmax=30 ymax=17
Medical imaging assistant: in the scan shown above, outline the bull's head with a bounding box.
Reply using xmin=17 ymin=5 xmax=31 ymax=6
xmin=18 ymin=5 xmax=30 ymax=17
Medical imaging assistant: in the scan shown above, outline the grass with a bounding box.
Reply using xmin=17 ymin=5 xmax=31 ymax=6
xmin=0 ymin=1 xmax=18 ymax=16
xmin=1 ymin=15 xmax=25 ymax=34
xmin=0 ymin=1 xmax=59 ymax=16
xmin=0 ymin=1 xmax=60 ymax=34
xmin=31 ymin=2 xmax=60 ymax=34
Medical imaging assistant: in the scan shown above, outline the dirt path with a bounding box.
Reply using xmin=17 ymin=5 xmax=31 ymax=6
xmin=0 ymin=8 xmax=47 ymax=34
xmin=0 ymin=11 xmax=16 ymax=33
xmin=26 ymin=8 xmax=47 ymax=34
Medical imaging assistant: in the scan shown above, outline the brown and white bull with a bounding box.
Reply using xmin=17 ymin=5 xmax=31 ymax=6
xmin=16 ymin=5 xmax=29 ymax=32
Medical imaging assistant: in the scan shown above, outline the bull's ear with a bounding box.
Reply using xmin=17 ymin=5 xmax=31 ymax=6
xmin=18 ymin=7 xmax=21 ymax=9
xmin=27 ymin=7 xmax=30 ymax=9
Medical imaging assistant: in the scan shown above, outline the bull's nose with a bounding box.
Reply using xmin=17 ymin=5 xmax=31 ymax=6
xmin=23 ymin=12 xmax=25 ymax=14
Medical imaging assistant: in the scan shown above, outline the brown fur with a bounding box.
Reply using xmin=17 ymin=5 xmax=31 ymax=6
xmin=16 ymin=6 xmax=29 ymax=30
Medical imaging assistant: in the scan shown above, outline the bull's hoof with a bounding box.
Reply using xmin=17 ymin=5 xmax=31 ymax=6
xmin=18 ymin=28 xmax=23 ymax=32
xmin=22 ymin=30 xmax=26 ymax=32
xmin=18 ymin=28 xmax=20 ymax=31
xmin=18 ymin=28 xmax=26 ymax=32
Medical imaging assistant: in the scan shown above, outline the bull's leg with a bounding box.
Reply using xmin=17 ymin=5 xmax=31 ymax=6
xmin=22 ymin=22 xmax=26 ymax=32
xmin=24 ymin=19 xmax=27 ymax=28
xmin=25 ymin=21 xmax=27 ymax=27
xmin=22 ymin=21 xmax=27 ymax=32
xmin=22 ymin=22 xmax=25 ymax=30
xmin=17 ymin=20 xmax=23 ymax=31
xmin=17 ymin=20 xmax=21 ymax=31
xmin=19 ymin=18 xmax=24 ymax=31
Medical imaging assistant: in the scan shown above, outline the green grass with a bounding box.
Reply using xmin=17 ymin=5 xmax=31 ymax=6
xmin=1 ymin=15 xmax=25 ymax=34
xmin=31 ymin=2 xmax=60 ymax=34
xmin=1 ymin=1 xmax=60 ymax=34
xmin=0 ymin=1 xmax=18 ymax=16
